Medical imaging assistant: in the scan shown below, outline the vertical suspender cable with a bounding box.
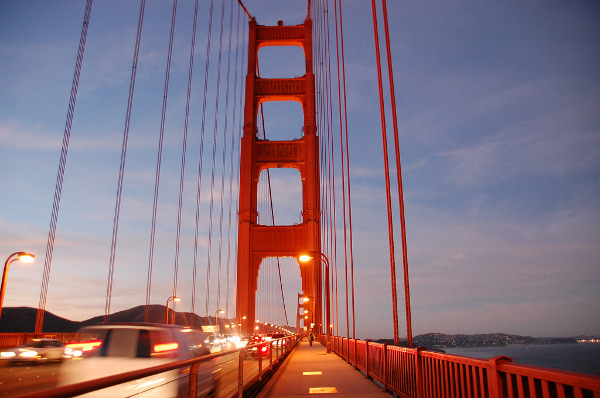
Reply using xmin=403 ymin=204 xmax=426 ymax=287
xmin=370 ymin=0 xmax=400 ymax=346
xmin=381 ymin=0 xmax=413 ymax=347
xmin=336 ymin=0 xmax=357 ymax=343
xmin=206 ymin=0 xmax=227 ymax=318
xmin=315 ymin=0 xmax=340 ymax=337
xmin=333 ymin=0 xmax=350 ymax=343
xmin=323 ymin=0 xmax=340 ymax=338
xmin=146 ymin=0 xmax=179 ymax=324
xmin=105 ymin=0 xmax=146 ymax=324
xmin=225 ymin=4 xmax=242 ymax=319
xmin=36 ymin=0 xmax=94 ymax=334
xmin=181 ymin=0 xmax=200 ymax=326
xmin=192 ymin=0 xmax=215 ymax=318
xmin=217 ymin=0 xmax=235 ymax=317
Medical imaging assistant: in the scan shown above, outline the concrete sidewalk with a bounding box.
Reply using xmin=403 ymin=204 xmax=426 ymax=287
xmin=257 ymin=339 xmax=389 ymax=397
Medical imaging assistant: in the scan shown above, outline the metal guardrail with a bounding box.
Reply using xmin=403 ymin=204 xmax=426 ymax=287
xmin=12 ymin=334 xmax=300 ymax=398
xmin=327 ymin=336 xmax=600 ymax=398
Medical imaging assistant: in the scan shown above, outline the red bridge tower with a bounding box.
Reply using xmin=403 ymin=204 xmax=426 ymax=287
xmin=236 ymin=17 xmax=321 ymax=334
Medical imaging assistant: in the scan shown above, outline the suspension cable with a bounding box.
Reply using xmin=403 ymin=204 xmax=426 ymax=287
xmin=338 ymin=0 xmax=357 ymax=343
xmin=192 ymin=0 xmax=215 ymax=319
xmin=237 ymin=0 xmax=252 ymax=20
xmin=105 ymin=0 xmax=146 ymax=324
xmin=381 ymin=0 xmax=413 ymax=347
xmin=36 ymin=0 xmax=94 ymax=334
xmin=145 ymin=0 xmax=179 ymax=324
xmin=206 ymin=0 xmax=227 ymax=319
xmin=321 ymin=0 xmax=339 ymax=338
xmin=370 ymin=0 xmax=400 ymax=346
xmin=225 ymin=3 xmax=243 ymax=320
xmin=326 ymin=0 xmax=340 ymax=339
xmin=217 ymin=0 xmax=236 ymax=317
xmin=178 ymin=0 xmax=201 ymax=326
xmin=333 ymin=0 xmax=351 ymax=343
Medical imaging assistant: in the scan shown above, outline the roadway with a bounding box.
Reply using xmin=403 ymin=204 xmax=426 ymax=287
xmin=0 ymin=346 xmax=287 ymax=397
xmin=0 ymin=362 xmax=61 ymax=398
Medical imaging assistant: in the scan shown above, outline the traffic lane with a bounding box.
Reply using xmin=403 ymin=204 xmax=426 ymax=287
xmin=214 ymin=351 xmax=283 ymax=398
xmin=0 ymin=362 xmax=61 ymax=398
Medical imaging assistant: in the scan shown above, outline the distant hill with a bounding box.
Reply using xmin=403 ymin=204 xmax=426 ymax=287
xmin=374 ymin=332 xmax=578 ymax=349
xmin=0 ymin=305 xmax=230 ymax=333
xmin=0 ymin=307 xmax=80 ymax=333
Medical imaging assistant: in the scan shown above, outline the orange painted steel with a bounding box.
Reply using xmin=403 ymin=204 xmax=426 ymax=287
xmin=236 ymin=17 xmax=321 ymax=335
xmin=327 ymin=335 xmax=600 ymax=398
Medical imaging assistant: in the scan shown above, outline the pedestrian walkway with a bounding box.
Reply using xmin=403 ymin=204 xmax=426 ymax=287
xmin=258 ymin=339 xmax=389 ymax=397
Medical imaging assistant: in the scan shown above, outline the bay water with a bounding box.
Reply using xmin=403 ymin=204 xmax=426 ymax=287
xmin=444 ymin=343 xmax=600 ymax=376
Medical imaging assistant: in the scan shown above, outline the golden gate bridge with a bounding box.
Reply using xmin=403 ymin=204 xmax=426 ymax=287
xmin=1 ymin=0 xmax=599 ymax=397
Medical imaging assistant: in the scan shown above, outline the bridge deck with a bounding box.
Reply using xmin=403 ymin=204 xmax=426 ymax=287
xmin=258 ymin=338 xmax=389 ymax=397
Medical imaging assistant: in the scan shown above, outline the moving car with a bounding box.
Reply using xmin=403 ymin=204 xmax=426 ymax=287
xmin=60 ymin=323 xmax=218 ymax=397
xmin=0 ymin=338 xmax=65 ymax=365
xmin=245 ymin=334 xmax=270 ymax=357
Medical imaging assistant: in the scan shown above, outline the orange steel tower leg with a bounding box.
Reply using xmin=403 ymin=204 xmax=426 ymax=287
xmin=236 ymin=18 xmax=321 ymax=335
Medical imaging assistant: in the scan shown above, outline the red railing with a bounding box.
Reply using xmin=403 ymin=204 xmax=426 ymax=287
xmin=327 ymin=336 xmax=600 ymax=398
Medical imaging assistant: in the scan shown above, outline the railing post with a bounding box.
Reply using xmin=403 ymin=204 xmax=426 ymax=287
xmin=238 ymin=350 xmax=244 ymax=398
xmin=383 ymin=343 xmax=388 ymax=392
xmin=188 ymin=362 xmax=200 ymax=398
xmin=487 ymin=356 xmax=513 ymax=398
xmin=415 ymin=346 xmax=426 ymax=398
xmin=258 ymin=343 xmax=263 ymax=382
xmin=365 ymin=340 xmax=371 ymax=379
xmin=354 ymin=338 xmax=358 ymax=369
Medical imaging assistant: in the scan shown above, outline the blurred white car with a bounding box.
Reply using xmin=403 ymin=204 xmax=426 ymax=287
xmin=0 ymin=338 xmax=65 ymax=364
xmin=60 ymin=323 xmax=218 ymax=397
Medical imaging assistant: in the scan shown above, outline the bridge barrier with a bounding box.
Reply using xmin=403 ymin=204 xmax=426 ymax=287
xmin=12 ymin=334 xmax=301 ymax=398
xmin=326 ymin=335 xmax=600 ymax=398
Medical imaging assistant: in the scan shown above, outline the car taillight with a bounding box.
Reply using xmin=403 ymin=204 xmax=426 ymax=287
xmin=65 ymin=341 xmax=102 ymax=352
xmin=153 ymin=342 xmax=179 ymax=353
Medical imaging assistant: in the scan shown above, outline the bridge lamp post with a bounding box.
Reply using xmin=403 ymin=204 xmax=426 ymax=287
xmin=1 ymin=252 xmax=35 ymax=323
xmin=299 ymin=253 xmax=331 ymax=353
xmin=165 ymin=296 xmax=180 ymax=324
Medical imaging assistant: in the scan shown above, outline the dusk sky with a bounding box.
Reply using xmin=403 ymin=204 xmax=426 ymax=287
xmin=1 ymin=1 xmax=599 ymax=340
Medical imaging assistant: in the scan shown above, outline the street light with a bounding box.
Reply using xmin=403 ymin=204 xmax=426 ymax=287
xmin=165 ymin=296 xmax=180 ymax=324
xmin=1 ymin=252 xmax=35 ymax=323
xmin=299 ymin=253 xmax=331 ymax=353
